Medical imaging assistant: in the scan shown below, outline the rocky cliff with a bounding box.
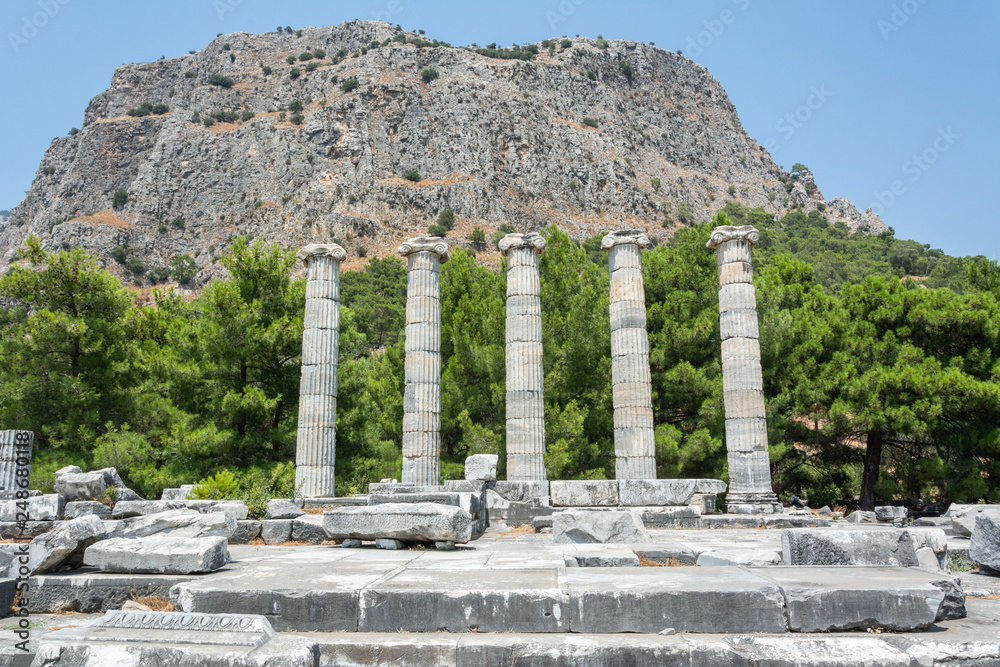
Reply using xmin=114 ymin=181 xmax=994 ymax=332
xmin=0 ymin=20 xmax=884 ymax=282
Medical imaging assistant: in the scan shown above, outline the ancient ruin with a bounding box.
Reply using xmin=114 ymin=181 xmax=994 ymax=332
xmin=602 ymin=230 xmax=658 ymax=480
xmin=294 ymin=243 xmax=347 ymax=498
xmin=707 ymin=225 xmax=783 ymax=514
xmin=499 ymin=232 xmax=548 ymax=481
xmin=398 ymin=236 xmax=451 ymax=486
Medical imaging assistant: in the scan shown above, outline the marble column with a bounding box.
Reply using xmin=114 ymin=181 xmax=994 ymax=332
xmin=0 ymin=430 xmax=33 ymax=497
xmin=706 ymin=225 xmax=781 ymax=514
xmin=398 ymin=236 xmax=451 ymax=486
xmin=601 ymin=230 xmax=656 ymax=480
xmin=295 ymin=243 xmax=346 ymax=498
xmin=499 ymin=232 xmax=547 ymax=481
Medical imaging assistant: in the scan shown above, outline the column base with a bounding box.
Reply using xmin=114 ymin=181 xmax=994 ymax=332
xmin=722 ymin=492 xmax=782 ymax=515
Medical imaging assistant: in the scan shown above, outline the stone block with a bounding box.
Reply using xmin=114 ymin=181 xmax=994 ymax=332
xmin=64 ymin=500 xmax=111 ymax=520
xmin=569 ymin=545 xmax=640 ymax=568
xmin=291 ymin=514 xmax=330 ymax=543
xmin=694 ymin=479 xmax=728 ymax=494
xmin=550 ymin=480 xmax=618 ymax=507
xmin=324 ymin=503 xmax=472 ymax=544
xmin=465 ymin=453 xmax=498 ymax=482
xmin=53 ymin=468 xmax=122 ymax=502
xmin=782 ymin=528 xmax=948 ymax=569
xmin=875 ymin=505 xmax=908 ymax=522
xmin=638 ymin=506 xmax=703 ymax=529
xmin=701 ymin=515 xmax=765 ymax=529
xmin=231 ymin=520 xmax=263 ymax=544
xmin=160 ymin=484 xmax=197 ymax=501
xmin=84 ymin=536 xmax=230 ymax=574
xmin=970 ymin=514 xmax=1000 ymax=574
xmin=691 ymin=493 xmax=718 ymax=514
xmin=0 ymin=493 xmax=64 ymax=521
xmin=32 ymin=609 xmax=317 ymax=666
xmin=266 ymin=498 xmax=305 ymax=520
xmin=723 ymin=417 xmax=768 ymax=452
xmin=111 ymin=499 xmax=249 ymax=522
xmin=567 ymin=567 xmax=787 ymax=633
xmin=553 ymin=510 xmax=650 ymax=544
xmin=260 ymin=519 xmax=293 ymax=545
xmin=29 ymin=514 xmax=108 ymax=574
xmin=846 ymin=510 xmax=878 ymax=524
xmin=108 ymin=509 xmax=235 ymax=539
xmin=696 ymin=549 xmax=782 ymax=567
xmin=492 ymin=480 xmax=548 ymax=502
xmin=756 ymin=567 xmax=946 ymax=632
xmin=0 ymin=520 xmax=54 ymax=539
xmin=950 ymin=504 xmax=1000 ymax=537
xmin=618 ymin=479 xmax=696 ymax=507
xmin=501 ymin=498 xmax=553 ymax=526
xmin=367 ymin=492 xmax=481 ymax=517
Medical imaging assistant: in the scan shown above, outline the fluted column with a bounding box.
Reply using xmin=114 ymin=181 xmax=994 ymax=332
xmin=602 ymin=230 xmax=656 ymax=480
xmin=707 ymin=225 xmax=781 ymax=514
xmin=295 ymin=243 xmax=346 ymax=498
xmin=499 ymin=232 xmax=547 ymax=481
xmin=398 ymin=236 xmax=451 ymax=486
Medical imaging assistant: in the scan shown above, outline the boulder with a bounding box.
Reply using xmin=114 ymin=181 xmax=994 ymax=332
xmin=552 ymin=510 xmax=650 ymax=544
xmin=875 ymin=505 xmax=908 ymax=522
xmin=464 ymin=454 xmax=498 ymax=482
xmin=265 ymin=498 xmax=304 ymax=520
xmin=230 ymin=520 xmax=263 ymax=544
xmin=291 ymin=514 xmax=329 ymax=543
xmin=0 ymin=494 xmax=64 ymax=521
xmin=970 ymin=514 xmax=1000 ymax=575
xmin=260 ymin=519 xmax=293 ymax=544
xmin=950 ymin=504 xmax=1000 ymax=537
xmin=64 ymin=501 xmax=111 ymax=520
xmin=323 ymin=503 xmax=473 ymax=544
xmin=107 ymin=509 xmax=235 ymax=539
xmin=845 ymin=510 xmax=877 ymax=524
xmin=782 ymin=528 xmax=948 ymax=569
xmin=53 ymin=467 xmax=137 ymax=503
xmin=160 ymin=484 xmax=197 ymax=500
xmin=84 ymin=536 xmax=230 ymax=574
xmin=29 ymin=515 xmax=108 ymax=574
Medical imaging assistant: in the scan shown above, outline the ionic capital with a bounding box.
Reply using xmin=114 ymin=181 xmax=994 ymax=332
xmin=297 ymin=243 xmax=347 ymax=265
xmin=706 ymin=225 xmax=759 ymax=249
xmin=397 ymin=236 xmax=451 ymax=263
xmin=498 ymin=232 xmax=546 ymax=256
xmin=601 ymin=229 xmax=651 ymax=251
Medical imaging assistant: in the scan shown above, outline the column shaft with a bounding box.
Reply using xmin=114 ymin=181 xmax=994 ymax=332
xmin=295 ymin=244 xmax=345 ymax=498
xmin=602 ymin=232 xmax=656 ymax=480
xmin=501 ymin=236 xmax=547 ymax=481
xmin=707 ymin=226 xmax=780 ymax=513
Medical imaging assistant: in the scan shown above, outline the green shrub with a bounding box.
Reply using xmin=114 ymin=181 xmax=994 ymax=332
xmin=304 ymin=62 xmax=318 ymax=72
xmin=285 ymin=55 xmax=296 ymax=65
xmin=313 ymin=48 xmax=326 ymax=58
xmin=126 ymin=256 xmax=146 ymax=275
xmin=170 ymin=254 xmax=197 ymax=284
xmin=112 ymin=190 xmax=128 ymax=209
xmin=676 ymin=201 xmax=694 ymax=224
xmin=42 ymin=166 xmax=55 ymax=175
xmin=184 ymin=70 xmax=197 ymax=78
xmin=158 ymin=224 xmax=168 ymax=233
xmin=651 ymin=177 xmax=661 ymax=192
xmin=341 ymin=77 xmax=359 ymax=92
xmin=421 ymin=68 xmax=439 ymax=83
xmin=241 ymin=109 xmax=255 ymax=121
xmin=357 ymin=246 xmax=368 ymax=258
xmin=817 ymin=202 xmax=827 ymax=212
xmin=436 ymin=208 xmax=455 ymax=230
xmin=229 ymin=53 xmax=236 ymax=63
xmin=68 ymin=127 xmax=79 ymax=135
xmin=208 ymin=73 xmax=234 ymax=88
xmin=792 ymin=162 xmax=808 ymax=173
xmin=290 ymin=113 xmax=304 ymax=125
xmin=596 ymin=35 xmax=608 ymax=49
xmin=171 ymin=217 xmax=185 ymax=229
xmin=203 ymin=116 xmax=216 ymax=127
xmin=728 ymin=185 xmax=737 ymax=196
xmin=261 ymin=65 xmax=272 ymax=76
xmin=212 ymin=110 xmax=238 ymax=123
xmin=289 ymin=68 xmax=300 ymax=80
xmin=586 ymin=69 xmax=597 ymax=81
xmin=619 ymin=61 xmax=634 ymax=79
xmin=560 ymin=39 xmax=572 ymax=49
xmin=111 ymin=245 xmax=128 ymax=264
xmin=299 ymin=51 xmax=313 ymax=61
xmin=127 ymin=102 xmax=154 ymax=117
xmin=403 ymin=168 xmax=421 ymax=182
xmin=222 ymin=43 xmax=231 ymax=51
xmin=428 ymin=223 xmax=448 ymax=236
xmin=768 ymin=192 xmax=777 ymax=202
xmin=582 ymin=116 xmax=598 ymax=128
xmin=470 ymin=226 xmax=486 ymax=247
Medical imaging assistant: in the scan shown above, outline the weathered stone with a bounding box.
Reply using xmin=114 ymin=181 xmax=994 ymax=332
xmin=950 ymin=504 xmax=1000 ymax=537
xmin=464 ymin=453 xmax=498 ymax=482
xmin=324 ymin=503 xmax=472 ymax=544
xmin=111 ymin=499 xmax=249 ymax=521
xmin=32 ymin=609 xmax=317 ymax=666
xmin=553 ymin=510 xmax=650 ymax=544
xmin=64 ymin=500 xmax=111 ymax=520
xmin=368 ymin=491 xmax=481 ymax=518
xmin=84 ymin=536 xmax=230 ymax=574
xmin=0 ymin=431 xmax=32 ymax=502
xmin=0 ymin=520 xmax=55 ymax=539
xmin=757 ymin=567 xmax=946 ymax=632
xmin=375 ymin=538 xmax=406 ymax=550
xmin=29 ymin=515 xmax=108 ymax=574
xmin=618 ymin=479 xmax=696 ymax=507
xmin=160 ymin=484 xmax=196 ymax=500
xmin=697 ymin=549 xmax=782 ymax=567
xmin=782 ymin=528 xmax=948 ymax=570
xmin=291 ymin=514 xmax=330 ymax=543
xmin=970 ymin=514 xmax=1000 ymax=574
xmin=569 ymin=546 xmax=640 ymax=568
xmin=108 ymin=509 xmax=235 ymax=539
xmin=694 ymin=479 xmax=727 ymax=494
xmin=550 ymin=480 xmax=619 ymax=507
xmin=260 ymin=519 xmax=293 ymax=545
xmin=53 ymin=467 xmax=134 ymax=502
xmin=0 ymin=493 xmax=64 ymax=521
xmin=230 ymin=520 xmax=262 ymax=544
xmin=266 ymin=498 xmax=305 ymax=520
xmin=846 ymin=510 xmax=878 ymax=524
xmin=0 ymin=578 xmax=15 ymax=617
xmin=341 ymin=538 xmax=362 ymax=548
xmin=492 ymin=480 xmax=548 ymax=502
xmin=638 ymin=506 xmax=703 ymax=529
xmin=875 ymin=505 xmax=908 ymax=522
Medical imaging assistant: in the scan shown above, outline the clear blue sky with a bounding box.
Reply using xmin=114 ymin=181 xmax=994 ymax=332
xmin=1 ymin=0 xmax=996 ymax=258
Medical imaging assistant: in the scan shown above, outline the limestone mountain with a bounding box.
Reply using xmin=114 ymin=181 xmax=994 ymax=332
xmin=0 ymin=20 xmax=884 ymax=284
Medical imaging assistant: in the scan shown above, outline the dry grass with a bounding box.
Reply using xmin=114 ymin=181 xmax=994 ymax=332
xmin=131 ymin=595 xmax=175 ymax=612
xmin=277 ymin=540 xmax=315 ymax=547
xmin=500 ymin=524 xmax=536 ymax=538
xmin=969 ymin=594 xmax=1000 ymax=600
xmin=66 ymin=209 xmax=131 ymax=229
xmin=639 ymin=556 xmax=683 ymax=567
xmin=301 ymin=507 xmax=325 ymax=515
xmin=249 ymin=537 xmax=265 ymax=546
